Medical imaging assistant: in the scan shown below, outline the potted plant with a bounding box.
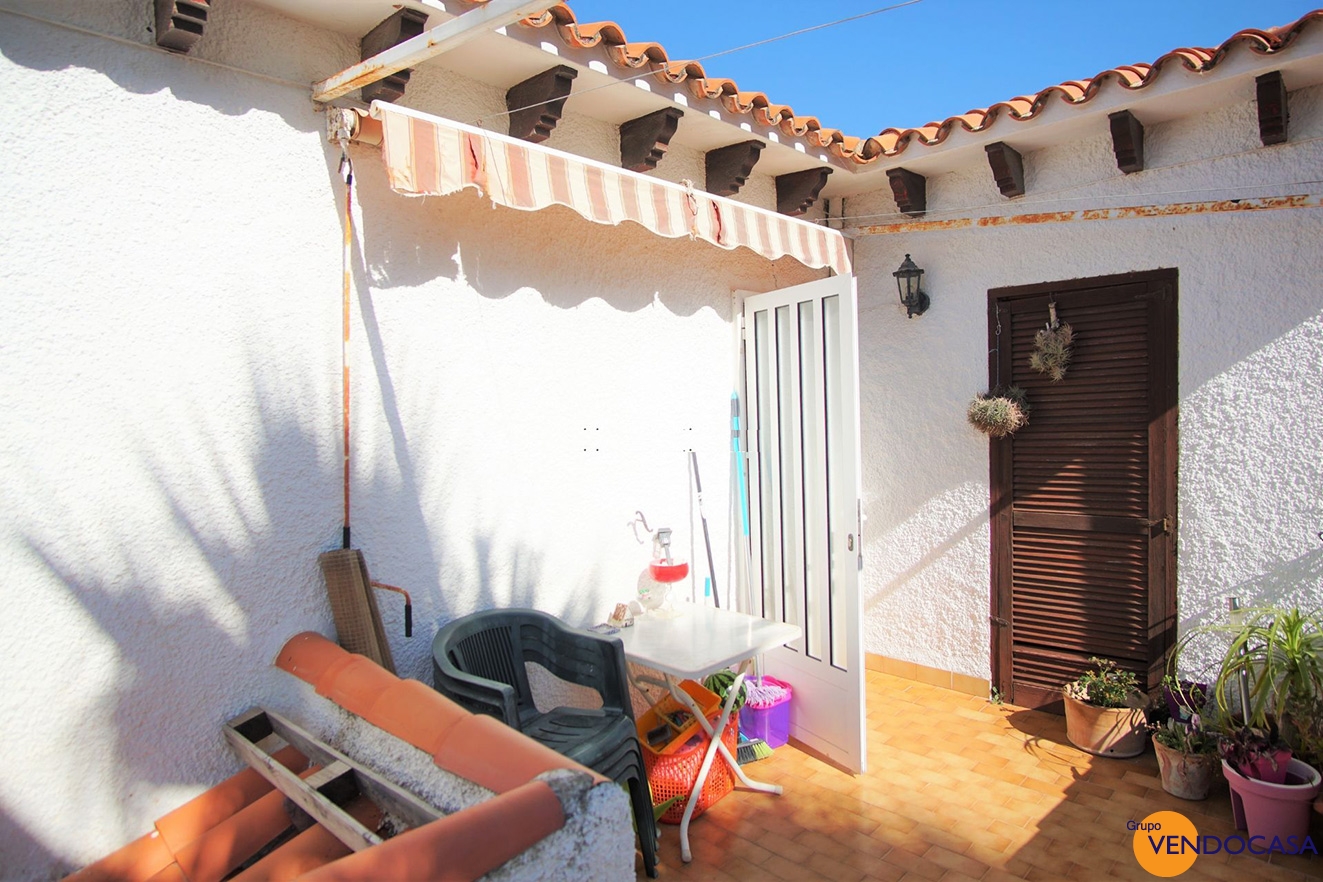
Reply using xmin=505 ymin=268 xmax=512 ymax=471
xmin=1175 ymin=606 xmax=1323 ymax=841
xmin=1151 ymin=715 xmax=1221 ymax=800
xmin=1161 ymin=675 xmax=1208 ymax=725
xmin=1062 ymin=657 xmax=1149 ymax=757
xmin=1029 ymin=319 xmax=1074 ymax=381
xmin=967 ymin=387 xmax=1029 ymax=438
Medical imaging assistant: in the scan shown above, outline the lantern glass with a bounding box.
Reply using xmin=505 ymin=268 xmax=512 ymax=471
xmin=892 ymin=254 xmax=929 ymax=318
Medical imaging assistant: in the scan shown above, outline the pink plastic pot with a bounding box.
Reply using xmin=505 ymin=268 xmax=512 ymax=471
xmin=1223 ymin=758 xmax=1321 ymax=843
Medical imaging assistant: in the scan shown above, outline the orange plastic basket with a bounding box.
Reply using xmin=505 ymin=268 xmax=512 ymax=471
xmin=643 ymin=718 xmax=738 ymax=824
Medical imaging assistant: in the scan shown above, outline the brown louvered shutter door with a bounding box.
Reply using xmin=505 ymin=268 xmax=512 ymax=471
xmin=989 ymin=270 xmax=1177 ymax=710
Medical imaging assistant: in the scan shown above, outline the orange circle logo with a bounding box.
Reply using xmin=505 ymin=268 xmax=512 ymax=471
xmin=1132 ymin=810 xmax=1199 ymax=877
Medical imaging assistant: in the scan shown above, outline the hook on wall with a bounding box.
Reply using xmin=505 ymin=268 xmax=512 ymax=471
xmin=630 ymin=510 xmax=654 ymax=544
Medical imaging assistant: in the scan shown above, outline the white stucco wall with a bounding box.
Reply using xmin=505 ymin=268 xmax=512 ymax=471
xmin=0 ymin=4 xmax=820 ymax=877
xmin=851 ymin=83 xmax=1323 ymax=684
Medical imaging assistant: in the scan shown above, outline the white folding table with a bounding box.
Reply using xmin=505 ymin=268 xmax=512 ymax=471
xmin=616 ymin=604 xmax=800 ymax=862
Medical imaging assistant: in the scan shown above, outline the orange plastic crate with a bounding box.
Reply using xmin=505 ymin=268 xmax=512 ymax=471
xmin=636 ymin=680 xmax=723 ymax=756
xmin=642 ymin=718 xmax=738 ymax=823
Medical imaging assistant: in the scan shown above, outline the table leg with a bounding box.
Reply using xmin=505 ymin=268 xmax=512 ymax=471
xmin=628 ymin=665 xmax=786 ymax=864
xmin=674 ymin=671 xmax=741 ymax=862
xmin=670 ymin=666 xmax=784 ymax=796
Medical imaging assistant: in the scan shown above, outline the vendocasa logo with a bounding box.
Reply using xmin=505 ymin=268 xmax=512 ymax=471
xmin=1129 ymin=810 xmax=1318 ymax=877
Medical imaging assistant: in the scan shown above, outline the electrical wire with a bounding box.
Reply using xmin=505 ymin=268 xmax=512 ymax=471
xmin=483 ymin=0 xmax=925 ymax=127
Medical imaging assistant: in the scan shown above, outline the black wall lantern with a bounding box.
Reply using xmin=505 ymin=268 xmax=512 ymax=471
xmin=893 ymin=254 xmax=929 ymax=318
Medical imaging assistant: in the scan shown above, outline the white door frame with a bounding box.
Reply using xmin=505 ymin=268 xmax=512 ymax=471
xmin=739 ymin=274 xmax=866 ymax=774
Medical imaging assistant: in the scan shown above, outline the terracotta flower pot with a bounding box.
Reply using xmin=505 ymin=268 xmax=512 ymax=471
xmin=1153 ymin=740 xmax=1220 ymax=800
xmin=1062 ymin=691 xmax=1148 ymax=758
xmin=1223 ymin=758 xmax=1321 ymax=843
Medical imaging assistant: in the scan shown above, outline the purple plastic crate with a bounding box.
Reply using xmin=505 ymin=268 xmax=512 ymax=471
xmin=739 ymin=676 xmax=792 ymax=748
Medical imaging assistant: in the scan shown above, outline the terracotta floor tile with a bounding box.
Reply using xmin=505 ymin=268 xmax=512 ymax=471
xmin=878 ymin=846 xmax=945 ymax=881
xmin=922 ymin=844 xmax=989 ymax=878
xmin=759 ymin=852 xmax=835 ymax=882
xmin=646 ymin=674 xmax=1322 ymax=882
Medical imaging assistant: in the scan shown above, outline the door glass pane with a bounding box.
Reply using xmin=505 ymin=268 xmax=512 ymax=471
xmin=798 ymin=299 xmax=824 ymax=661
xmin=776 ymin=305 xmax=803 ymax=649
xmin=822 ymin=294 xmax=846 ymax=669
xmin=753 ymin=309 xmax=778 ymax=622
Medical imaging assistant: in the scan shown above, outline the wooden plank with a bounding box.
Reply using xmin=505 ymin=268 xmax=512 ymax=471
xmin=312 ymin=0 xmax=549 ymax=102
xmin=225 ymin=722 xmax=381 ymax=852
xmin=263 ymin=710 xmax=444 ymax=832
xmin=225 ymin=708 xmax=443 ymax=849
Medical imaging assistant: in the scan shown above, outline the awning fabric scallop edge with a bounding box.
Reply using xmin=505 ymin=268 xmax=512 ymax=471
xmin=369 ymin=101 xmax=851 ymax=276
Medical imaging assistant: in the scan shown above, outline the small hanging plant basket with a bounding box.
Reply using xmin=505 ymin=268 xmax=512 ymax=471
xmin=968 ymin=387 xmax=1029 ymax=438
xmin=1029 ymin=301 xmax=1074 ymax=382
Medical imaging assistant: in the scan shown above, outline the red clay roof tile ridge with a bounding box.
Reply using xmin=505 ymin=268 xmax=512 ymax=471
xmin=274 ymin=632 xmax=606 ymax=793
xmin=862 ymin=9 xmax=1323 ymax=160
xmin=493 ymin=5 xmax=1323 ymax=164
xmin=295 ymin=779 xmax=565 ymax=882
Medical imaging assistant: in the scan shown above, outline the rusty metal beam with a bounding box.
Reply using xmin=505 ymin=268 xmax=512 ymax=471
xmin=854 ymin=194 xmax=1320 ymax=236
xmin=312 ymin=0 xmax=548 ymax=103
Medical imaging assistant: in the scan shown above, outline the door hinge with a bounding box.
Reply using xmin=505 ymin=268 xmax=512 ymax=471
xmin=990 ymin=615 xmax=1011 ymax=628
xmin=1143 ymin=516 xmax=1172 ymax=534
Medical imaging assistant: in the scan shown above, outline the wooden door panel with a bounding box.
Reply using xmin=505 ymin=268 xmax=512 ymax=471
xmin=989 ymin=270 xmax=1177 ymax=709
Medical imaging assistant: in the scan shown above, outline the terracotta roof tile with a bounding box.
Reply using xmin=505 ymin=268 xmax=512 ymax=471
xmin=485 ymin=4 xmax=1323 ymax=164
xmin=141 ymin=864 xmax=186 ymax=882
xmin=316 ymin=655 xmax=399 ymax=719
xmin=432 ymin=713 xmax=590 ymax=793
xmin=275 ymin=631 xmax=353 ymax=685
xmin=154 ymin=745 xmax=306 ymax=854
xmin=227 ymin=823 xmax=352 ymax=881
xmin=64 ymin=830 xmax=174 ymax=882
xmin=295 ymin=780 xmax=565 ymax=882
xmin=366 ymin=678 xmax=468 ymax=756
xmin=171 ymin=787 xmax=301 ymax=882
xmin=68 ymin=634 xmax=590 ymax=881
xmin=275 ymin=632 xmax=605 ymax=790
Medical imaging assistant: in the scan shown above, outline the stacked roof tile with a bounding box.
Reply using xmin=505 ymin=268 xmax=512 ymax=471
xmin=497 ymin=4 xmax=1323 ymax=163
xmin=66 ymin=633 xmax=593 ymax=882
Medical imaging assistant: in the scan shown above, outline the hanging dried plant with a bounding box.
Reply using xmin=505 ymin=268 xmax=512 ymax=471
xmin=1030 ymin=301 xmax=1074 ymax=381
xmin=1031 ymin=323 xmax=1074 ymax=381
xmin=968 ymin=387 xmax=1029 ymax=438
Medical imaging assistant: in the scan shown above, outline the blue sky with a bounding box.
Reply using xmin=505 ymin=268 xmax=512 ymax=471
xmin=564 ymin=1 xmax=1320 ymax=137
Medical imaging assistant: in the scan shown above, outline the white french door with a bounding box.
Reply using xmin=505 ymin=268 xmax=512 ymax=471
xmin=740 ymin=275 xmax=866 ymax=774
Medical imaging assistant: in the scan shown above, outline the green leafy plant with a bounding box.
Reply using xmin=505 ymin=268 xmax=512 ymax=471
xmin=1176 ymin=607 xmax=1323 ymax=731
xmin=989 ymin=687 xmax=1004 ymax=706
xmin=1152 ymin=716 xmax=1218 ymax=755
xmin=1170 ymin=606 xmax=1323 ymax=775
xmin=967 ymin=387 xmax=1029 ymax=438
xmin=1064 ymin=657 xmax=1140 ymax=709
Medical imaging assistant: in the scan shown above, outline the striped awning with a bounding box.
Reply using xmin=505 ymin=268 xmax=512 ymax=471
xmin=368 ymin=102 xmax=851 ymax=276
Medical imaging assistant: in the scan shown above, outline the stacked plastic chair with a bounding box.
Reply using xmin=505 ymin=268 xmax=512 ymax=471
xmin=432 ymin=608 xmax=659 ymax=878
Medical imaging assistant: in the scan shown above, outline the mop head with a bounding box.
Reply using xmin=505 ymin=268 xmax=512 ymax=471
xmin=746 ymin=678 xmax=790 ymax=708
